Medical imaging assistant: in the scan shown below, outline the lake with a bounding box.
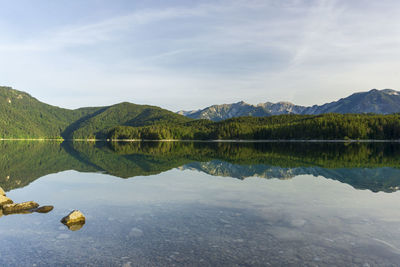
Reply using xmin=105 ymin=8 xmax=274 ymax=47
xmin=1 ymin=141 xmax=400 ymax=266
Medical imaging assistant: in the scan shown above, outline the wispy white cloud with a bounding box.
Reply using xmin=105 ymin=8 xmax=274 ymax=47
xmin=0 ymin=5 xmax=211 ymax=51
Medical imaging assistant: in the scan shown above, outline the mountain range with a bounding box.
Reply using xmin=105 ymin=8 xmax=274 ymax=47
xmin=1 ymin=85 xmax=400 ymax=139
xmin=178 ymin=89 xmax=400 ymax=121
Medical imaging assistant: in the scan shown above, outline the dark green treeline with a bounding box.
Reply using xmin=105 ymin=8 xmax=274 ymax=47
xmin=109 ymin=113 xmax=400 ymax=140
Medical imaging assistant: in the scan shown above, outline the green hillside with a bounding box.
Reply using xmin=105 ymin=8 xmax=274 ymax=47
xmin=67 ymin=102 xmax=192 ymax=139
xmin=0 ymin=87 xmax=89 ymax=138
xmin=0 ymin=86 xmax=191 ymax=139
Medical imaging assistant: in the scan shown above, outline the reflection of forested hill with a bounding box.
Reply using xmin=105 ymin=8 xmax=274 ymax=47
xmin=65 ymin=141 xmax=193 ymax=178
xmin=182 ymin=161 xmax=400 ymax=192
xmin=1 ymin=141 xmax=400 ymax=193
xmin=108 ymin=141 xmax=400 ymax=168
xmin=0 ymin=141 xmax=98 ymax=191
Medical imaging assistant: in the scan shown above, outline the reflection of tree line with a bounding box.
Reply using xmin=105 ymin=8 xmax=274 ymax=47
xmin=109 ymin=141 xmax=400 ymax=168
xmin=182 ymin=161 xmax=400 ymax=192
xmin=0 ymin=141 xmax=400 ymax=192
xmin=0 ymin=141 xmax=98 ymax=192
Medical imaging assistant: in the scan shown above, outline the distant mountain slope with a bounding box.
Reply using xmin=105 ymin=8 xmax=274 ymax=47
xmin=303 ymin=89 xmax=400 ymax=114
xmin=178 ymin=89 xmax=400 ymax=121
xmin=177 ymin=101 xmax=272 ymax=121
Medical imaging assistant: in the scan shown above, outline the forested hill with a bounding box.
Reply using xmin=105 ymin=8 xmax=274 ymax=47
xmin=0 ymin=86 xmax=191 ymax=139
xmin=64 ymin=102 xmax=191 ymax=139
xmin=0 ymin=86 xmax=101 ymax=138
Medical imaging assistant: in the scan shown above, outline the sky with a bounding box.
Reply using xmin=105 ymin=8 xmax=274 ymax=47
xmin=0 ymin=0 xmax=400 ymax=111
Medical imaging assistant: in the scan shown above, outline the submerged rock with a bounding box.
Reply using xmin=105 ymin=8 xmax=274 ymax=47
xmin=66 ymin=222 xmax=85 ymax=231
xmin=4 ymin=209 xmax=34 ymax=215
xmin=33 ymin=205 xmax=54 ymax=213
xmin=0 ymin=195 xmax=13 ymax=207
xmin=128 ymin=227 xmax=144 ymax=238
xmin=61 ymin=210 xmax=86 ymax=231
xmin=0 ymin=187 xmax=5 ymax=196
xmin=2 ymin=201 xmax=39 ymax=214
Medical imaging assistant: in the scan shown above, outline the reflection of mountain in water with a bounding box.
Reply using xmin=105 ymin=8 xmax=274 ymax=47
xmin=0 ymin=141 xmax=400 ymax=193
xmin=182 ymin=161 xmax=400 ymax=192
xmin=182 ymin=161 xmax=300 ymax=180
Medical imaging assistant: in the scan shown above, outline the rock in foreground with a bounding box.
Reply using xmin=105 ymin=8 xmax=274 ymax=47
xmin=34 ymin=205 xmax=54 ymax=213
xmin=0 ymin=195 xmax=13 ymax=207
xmin=0 ymin=187 xmax=5 ymax=196
xmin=61 ymin=210 xmax=85 ymax=224
xmin=2 ymin=201 xmax=39 ymax=214
xmin=61 ymin=210 xmax=86 ymax=231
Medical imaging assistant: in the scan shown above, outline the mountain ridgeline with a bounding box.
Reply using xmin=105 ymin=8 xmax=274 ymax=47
xmin=178 ymin=89 xmax=400 ymax=121
xmin=2 ymin=86 xmax=400 ymax=140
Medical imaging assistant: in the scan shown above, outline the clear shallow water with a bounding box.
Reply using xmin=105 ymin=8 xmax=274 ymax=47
xmin=1 ymin=141 xmax=400 ymax=266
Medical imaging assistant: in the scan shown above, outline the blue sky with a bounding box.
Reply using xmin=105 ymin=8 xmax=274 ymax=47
xmin=0 ymin=0 xmax=399 ymax=111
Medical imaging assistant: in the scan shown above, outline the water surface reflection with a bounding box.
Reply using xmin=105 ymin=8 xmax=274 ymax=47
xmin=0 ymin=141 xmax=399 ymax=266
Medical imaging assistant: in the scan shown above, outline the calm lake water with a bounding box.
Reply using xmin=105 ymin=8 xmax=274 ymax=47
xmin=1 ymin=141 xmax=400 ymax=266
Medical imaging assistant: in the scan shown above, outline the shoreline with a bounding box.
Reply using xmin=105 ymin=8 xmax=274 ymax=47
xmin=0 ymin=138 xmax=64 ymax=141
xmin=0 ymin=138 xmax=400 ymax=143
xmin=108 ymin=139 xmax=400 ymax=143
